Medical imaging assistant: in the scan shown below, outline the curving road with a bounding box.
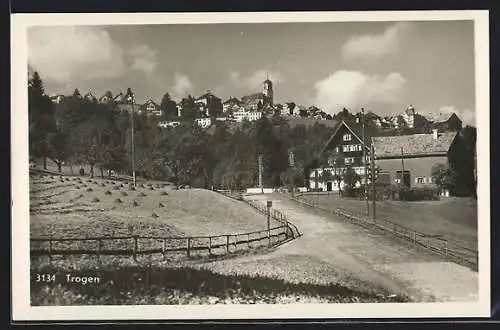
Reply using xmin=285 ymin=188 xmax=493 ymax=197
xmin=240 ymin=193 xmax=478 ymax=302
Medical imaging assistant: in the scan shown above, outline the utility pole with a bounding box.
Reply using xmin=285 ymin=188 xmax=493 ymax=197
xmin=371 ymin=145 xmax=376 ymax=222
xmin=258 ymin=154 xmax=263 ymax=194
xmin=400 ymin=147 xmax=405 ymax=189
xmin=127 ymin=89 xmax=137 ymax=188
xmin=361 ymin=108 xmax=369 ymax=216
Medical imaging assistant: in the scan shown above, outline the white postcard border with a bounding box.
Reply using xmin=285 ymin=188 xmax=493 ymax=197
xmin=11 ymin=10 xmax=491 ymax=321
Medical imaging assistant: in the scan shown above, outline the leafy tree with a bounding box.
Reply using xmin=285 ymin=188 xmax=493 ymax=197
xmin=160 ymin=92 xmax=178 ymax=120
xmin=179 ymin=95 xmax=199 ymax=121
xmin=343 ymin=166 xmax=359 ymax=189
xmin=432 ymin=163 xmax=457 ymax=192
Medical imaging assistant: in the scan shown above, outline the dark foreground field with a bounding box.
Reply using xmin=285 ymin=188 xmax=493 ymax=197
xmin=31 ymin=263 xmax=408 ymax=305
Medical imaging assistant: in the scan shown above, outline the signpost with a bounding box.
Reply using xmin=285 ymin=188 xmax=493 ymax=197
xmin=288 ymin=150 xmax=295 ymax=197
xmin=267 ymin=200 xmax=272 ymax=246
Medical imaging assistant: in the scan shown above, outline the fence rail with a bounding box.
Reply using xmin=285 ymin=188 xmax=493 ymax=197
xmin=30 ymin=224 xmax=291 ymax=262
xmin=291 ymin=196 xmax=478 ymax=271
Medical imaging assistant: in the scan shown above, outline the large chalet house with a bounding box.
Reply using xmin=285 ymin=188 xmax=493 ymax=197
xmin=309 ymin=116 xmax=463 ymax=195
xmin=309 ymin=120 xmax=376 ymax=191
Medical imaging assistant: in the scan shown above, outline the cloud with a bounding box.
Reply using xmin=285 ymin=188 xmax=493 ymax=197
xmin=230 ymin=69 xmax=284 ymax=91
xmin=27 ymin=26 xmax=157 ymax=83
xmin=313 ymin=70 xmax=407 ymax=114
xmin=128 ymin=45 xmax=157 ymax=76
xmin=341 ymin=23 xmax=412 ymax=61
xmin=438 ymin=106 xmax=476 ymax=127
xmin=171 ymin=73 xmax=194 ymax=99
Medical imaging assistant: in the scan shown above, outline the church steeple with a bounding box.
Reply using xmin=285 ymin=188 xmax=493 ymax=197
xmin=263 ymin=73 xmax=273 ymax=105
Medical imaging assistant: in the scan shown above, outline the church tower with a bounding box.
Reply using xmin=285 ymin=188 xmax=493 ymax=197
xmin=262 ymin=72 xmax=273 ymax=105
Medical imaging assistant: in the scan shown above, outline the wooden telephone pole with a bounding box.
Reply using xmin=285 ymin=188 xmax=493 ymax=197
xmin=258 ymin=154 xmax=263 ymax=194
xmin=371 ymin=145 xmax=376 ymax=221
xmin=361 ymin=108 xmax=369 ymax=216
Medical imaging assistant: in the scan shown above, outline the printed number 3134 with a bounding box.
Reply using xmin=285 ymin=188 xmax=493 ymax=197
xmin=34 ymin=274 xmax=56 ymax=282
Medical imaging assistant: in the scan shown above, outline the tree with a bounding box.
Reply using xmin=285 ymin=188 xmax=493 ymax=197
xmin=179 ymin=95 xmax=199 ymax=121
xmin=28 ymin=71 xmax=56 ymax=169
xmin=343 ymin=166 xmax=359 ymax=189
xmin=432 ymin=163 xmax=457 ymax=193
xmin=319 ymin=167 xmax=333 ymax=190
xmin=160 ymin=92 xmax=178 ymax=120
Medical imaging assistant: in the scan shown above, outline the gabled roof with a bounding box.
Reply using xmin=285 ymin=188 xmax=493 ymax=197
xmin=372 ymin=132 xmax=457 ymax=158
xmin=223 ymin=97 xmax=242 ymax=105
xmin=319 ymin=120 xmax=378 ymax=155
xmin=196 ymin=91 xmax=221 ymax=101
xmin=241 ymin=92 xmax=265 ymax=103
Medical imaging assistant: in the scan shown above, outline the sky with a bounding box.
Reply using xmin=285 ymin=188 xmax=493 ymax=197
xmin=27 ymin=20 xmax=476 ymax=125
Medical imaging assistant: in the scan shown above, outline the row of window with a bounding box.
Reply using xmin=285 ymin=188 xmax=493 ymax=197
xmin=415 ymin=176 xmax=434 ymax=184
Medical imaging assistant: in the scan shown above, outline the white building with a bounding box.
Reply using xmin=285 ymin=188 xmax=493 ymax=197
xmin=158 ymin=121 xmax=181 ymax=128
xmin=195 ymin=117 xmax=212 ymax=128
xmin=309 ymin=167 xmax=365 ymax=192
xmin=233 ymin=110 xmax=262 ymax=123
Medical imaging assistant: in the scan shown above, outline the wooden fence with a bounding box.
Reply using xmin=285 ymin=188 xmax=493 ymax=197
xmin=216 ymin=190 xmax=302 ymax=239
xmin=30 ymin=224 xmax=292 ymax=262
xmin=291 ymin=196 xmax=478 ymax=271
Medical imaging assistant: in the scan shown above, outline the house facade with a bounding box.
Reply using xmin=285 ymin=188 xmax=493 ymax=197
xmin=371 ymin=129 xmax=458 ymax=192
xmin=309 ymin=120 xmax=375 ymax=191
xmin=195 ymin=117 xmax=212 ymax=128
xmin=139 ymin=99 xmax=162 ymax=116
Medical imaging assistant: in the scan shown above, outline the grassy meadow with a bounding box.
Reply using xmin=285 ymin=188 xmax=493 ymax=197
xmin=298 ymin=194 xmax=477 ymax=251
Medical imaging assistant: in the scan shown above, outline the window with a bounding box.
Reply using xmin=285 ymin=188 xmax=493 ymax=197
xmin=358 ymin=144 xmax=363 ymax=151
xmin=349 ymin=145 xmax=357 ymax=152
xmin=343 ymin=134 xmax=352 ymax=141
xmin=415 ymin=177 xmax=425 ymax=184
xmin=334 ymin=147 xmax=339 ymax=153
xmin=344 ymin=157 xmax=354 ymax=165
xmin=427 ymin=177 xmax=434 ymax=183
xmin=342 ymin=145 xmax=349 ymax=152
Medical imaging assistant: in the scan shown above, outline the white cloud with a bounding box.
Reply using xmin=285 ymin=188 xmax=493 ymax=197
xmin=28 ymin=26 xmax=158 ymax=83
xmin=128 ymin=45 xmax=157 ymax=76
xmin=438 ymin=106 xmax=475 ymax=127
xmin=171 ymin=73 xmax=194 ymax=99
xmin=313 ymin=70 xmax=407 ymax=114
xmin=341 ymin=23 xmax=412 ymax=61
xmin=230 ymin=69 xmax=284 ymax=91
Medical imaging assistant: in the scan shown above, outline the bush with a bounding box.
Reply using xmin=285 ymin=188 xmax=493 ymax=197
xmin=91 ymin=197 xmax=100 ymax=202
xmin=158 ymin=202 xmax=164 ymax=208
xmin=152 ymin=213 xmax=159 ymax=218
xmin=133 ymin=200 xmax=139 ymax=207
xmin=342 ymin=187 xmax=363 ymax=198
xmin=114 ymin=198 xmax=123 ymax=204
xmin=121 ymin=191 xmax=128 ymax=196
xmin=105 ymin=190 xmax=112 ymax=195
xmin=79 ymin=168 xmax=85 ymax=176
xmin=398 ymin=187 xmax=439 ymax=201
xmin=86 ymin=188 xmax=93 ymax=192
xmin=160 ymin=191 xmax=168 ymax=196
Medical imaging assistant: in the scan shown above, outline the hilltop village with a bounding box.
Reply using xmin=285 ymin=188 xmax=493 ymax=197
xmin=49 ymin=76 xmax=464 ymax=133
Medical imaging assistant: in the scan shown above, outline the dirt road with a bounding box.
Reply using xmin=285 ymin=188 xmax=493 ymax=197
xmin=203 ymin=193 xmax=478 ymax=302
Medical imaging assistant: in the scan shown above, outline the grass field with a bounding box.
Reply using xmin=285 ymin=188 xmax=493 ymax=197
xmin=30 ymin=174 xmax=272 ymax=240
xmin=298 ymin=194 xmax=477 ymax=251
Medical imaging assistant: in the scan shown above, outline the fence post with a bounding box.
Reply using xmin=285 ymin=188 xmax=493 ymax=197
xmin=226 ymin=235 xmax=230 ymax=253
xmin=187 ymin=237 xmax=191 ymax=258
xmin=48 ymin=238 xmax=53 ymax=263
xmin=444 ymin=240 xmax=448 ymax=256
xmin=133 ymin=235 xmax=138 ymax=262
xmin=97 ymin=239 xmax=102 ymax=265
xmin=247 ymin=233 xmax=251 ymax=248
xmin=162 ymin=239 xmax=166 ymax=261
xmin=413 ymin=231 xmax=416 ymax=247
xmin=234 ymin=235 xmax=238 ymax=249
xmin=208 ymin=237 xmax=212 ymax=255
